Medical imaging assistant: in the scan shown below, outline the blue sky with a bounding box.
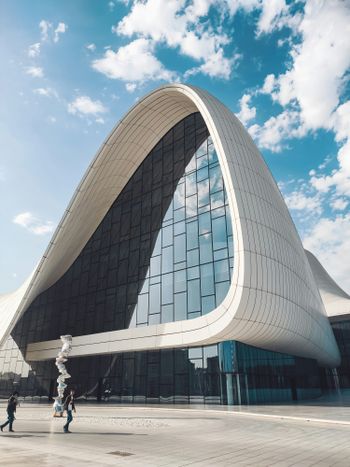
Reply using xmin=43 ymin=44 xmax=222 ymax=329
xmin=1 ymin=0 xmax=350 ymax=292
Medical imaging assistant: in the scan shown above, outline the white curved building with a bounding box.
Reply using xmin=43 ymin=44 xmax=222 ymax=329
xmin=0 ymin=84 xmax=343 ymax=404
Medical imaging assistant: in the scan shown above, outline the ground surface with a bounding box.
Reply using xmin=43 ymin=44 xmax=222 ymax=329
xmin=1 ymin=392 xmax=350 ymax=466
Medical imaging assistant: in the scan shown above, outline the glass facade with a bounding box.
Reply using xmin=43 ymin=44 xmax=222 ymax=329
xmin=0 ymin=112 xmax=323 ymax=404
xmin=330 ymin=318 xmax=350 ymax=388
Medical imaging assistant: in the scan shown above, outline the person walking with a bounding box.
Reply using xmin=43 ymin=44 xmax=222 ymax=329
xmin=63 ymin=389 xmax=76 ymax=433
xmin=0 ymin=391 xmax=19 ymax=433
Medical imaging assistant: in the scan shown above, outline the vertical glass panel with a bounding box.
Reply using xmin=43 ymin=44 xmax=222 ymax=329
xmin=199 ymin=212 xmax=211 ymax=235
xmin=162 ymin=273 xmax=173 ymax=304
xmin=212 ymin=217 xmax=227 ymax=251
xmin=187 ymin=221 xmax=198 ymax=250
xmin=162 ymin=246 xmax=173 ymax=274
xmin=174 ymin=183 xmax=185 ymax=210
xmin=174 ymin=234 xmax=186 ymax=263
xmin=199 ymin=233 xmax=213 ymax=264
xmin=188 ymin=279 xmax=200 ymax=313
xmin=174 ymin=269 xmax=186 ymax=293
xmin=137 ymin=294 xmax=148 ymax=324
xmin=200 ymin=264 xmax=214 ymax=296
xmin=214 ymin=259 xmax=230 ymax=283
xmin=209 ymin=165 xmax=223 ymax=192
xmin=197 ymin=179 xmax=210 ymax=207
xmin=149 ymin=283 xmax=161 ymax=314
xmin=174 ymin=293 xmax=187 ymax=321
xmin=162 ymin=225 xmax=173 ymax=247
xmin=186 ymin=172 xmax=197 ymax=197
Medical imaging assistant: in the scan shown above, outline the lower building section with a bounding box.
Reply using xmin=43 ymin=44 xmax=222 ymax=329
xmin=330 ymin=317 xmax=350 ymax=388
xmin=0 ymin=336 xmax=322 ymax=405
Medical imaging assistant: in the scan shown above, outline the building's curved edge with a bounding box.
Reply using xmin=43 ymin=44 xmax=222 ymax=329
xmin=0 ymin=84 xmax=340 ymax=367
xmin=305 ymin=249 xmax=350 ymax=318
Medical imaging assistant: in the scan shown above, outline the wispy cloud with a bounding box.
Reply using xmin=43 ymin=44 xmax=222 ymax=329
xmin=25 ymin=66 xmax=44 ymax=78
xmin=67 ymin=95 xmax=107 ymax=116
xmin=13 ymin=212 xmax=55 ymax=235
xmin=28 ymin=42 xmax=41 ymax=58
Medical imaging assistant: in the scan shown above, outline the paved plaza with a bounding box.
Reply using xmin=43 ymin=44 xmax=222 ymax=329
xmin=1 ymin=392 xmax=350 ymax=466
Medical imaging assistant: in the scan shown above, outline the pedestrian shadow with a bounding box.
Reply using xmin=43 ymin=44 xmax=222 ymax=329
xmin=1 ymin=434 xmax=44 ymax=438
xmin=18 ymin=431 xmax=147 ymax=436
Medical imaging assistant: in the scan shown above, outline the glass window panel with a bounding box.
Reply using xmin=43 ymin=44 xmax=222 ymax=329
xmin=186 ymin=172 xmax=197 ymax=197
xmin=174 ymin=269 xmax=186 ymax=293
xmin=187 ymin=221 xmax=198 ymax=250
xmin=174 ymin=207 xmax=185 ymax=222
xmin=137 ymin=296 xmax=148 ymax=324
xmin=162 ymin=246 xmax=173 ymax=273
xmin=188 ymin=279 xmax=200 ymax=313
xmin=162 ymin=273 xmax=173 ymax=305
xmin=162 ymin=225 xmax=173 ymax=247
xmin=209 ymin=165 xmax=223 ymax=192
xmin=174 ymin=292 xmax=187 ymax=321
xmin=196 ymin=154 xmax=208 ymax=169
xmin=153 ymin=234 xmax=161 ymax=255
xmin=174 ymin=183 xmax=185 ymax=210
xmin=199 ymin=233 xmax=213 ymax=264
xmin=185 ymin=154 xmax=196 ymax=173
xmin=202 ymin=295 xmax=216 ymax=314
xmin=196 ymin=140 xmax=207 ymax=157
xmin=214 ymin=249 xmax=228 ymax=261
xmin=214 ymin=259 xmax=230 ymax=283
xmin=212 ymin=217 xmax=227 ymax=250
xmin=211 ymin=191 xmax=225 ymax=209
xmin=211 ymin=206 xmax=225 ymax=219
xmin=199 ymin=212 xmax=211 ymax=235
xmin=189 ymin=347 xmax=203 ymax=359
xmin=197 ymin=166 xmax=208 ymax=182
xmin=208 ymin=143 xmax=218 ymax=164
xmin=186 ymin=194 xmax=197 ymax=218
xmin=200 ymin=263 xmax=214 ymax=296
xmin=162 ymin=304 xmax=174 ymax=323
xmin=197 ymin=179 xmax=210 ymax=208
xmin=187 ymin=249 xmax=199 ymax=267
xmin=150 ymin=256 xmax=161 ymax=276
xmin=215 ymin=281 xmax=230 ymax=305
xmin=149 ymin=283 xmax=161 ymax=314
xmin=188 ymin=266 xmax=200 ymax=280
xmin=149 ymin=314 xmax=160 ymax=325
xmin=174 ymin=221 xmax=185 ymax=236
xmin=174 ymin=234 xmax=186 ymax=263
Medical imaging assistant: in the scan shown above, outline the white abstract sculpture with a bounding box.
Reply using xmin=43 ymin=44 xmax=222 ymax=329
xmin=53 ymin=335 xmax=72 ymax=413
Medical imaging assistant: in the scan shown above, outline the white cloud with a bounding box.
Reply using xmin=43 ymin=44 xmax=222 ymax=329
xmin=13 ymin=212 xmax=55 ymax=235
xmin=263 ymin=1 xmax=350 ymax=130
xmin=48 ymin=116 xmax=57 ymax=123
xmin=92 ymin=38 xmax=175 ymax=82
xmin=25 ymin=66 xmax=44 ymax=78
xmin=303 ymin=214 xmax=350 ymax=292
xmin=126 ymin=82 xmax=137 ymax=93
xmin=236 ymin=93 xmax=256 ymax=126
xmin=115 ymin=0 xmax=235 ymax=79
xmin=39 ymin=19 xmax=67 ymax=43
xmin=249 ymin=109 xmax=305 ymax=152
xmin=39 ymin=19 xmax=52 ymax=41
xmin=284 ymin=190 xmax=322 ymax=215
xmin=28 ymin=42 xmax=41 ymax=58
xmin=331 ymin=197 xmax=348 ymax=211
xmin=53 ymin=22 xmax=68 ymax=43
xmin=86 ymin=43 xmax=96 ymax=52
xmin=95 ymin=117 xmax=105 ymax=124
xmin=33 ymin=87 xmax=58 ymax=98
xmin=68 ymin=96 xmax=107 ymax=116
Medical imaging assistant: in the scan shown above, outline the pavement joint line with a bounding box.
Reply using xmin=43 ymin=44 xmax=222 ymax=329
xmin=63 ymin=404 xmax=350 ymax=427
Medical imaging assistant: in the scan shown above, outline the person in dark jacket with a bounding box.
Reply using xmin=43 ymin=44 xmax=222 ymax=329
xmin=0 ymin=391 xmax=19 ymax=433
xmin=63 ymin=389 xmax=76 ymax=433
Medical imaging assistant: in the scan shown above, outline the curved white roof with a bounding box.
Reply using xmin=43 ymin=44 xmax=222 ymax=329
xmin=305 ymin=250 xmax=350 ymax=318
xmin=1 ymin=84 xmax=340 ymax=367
